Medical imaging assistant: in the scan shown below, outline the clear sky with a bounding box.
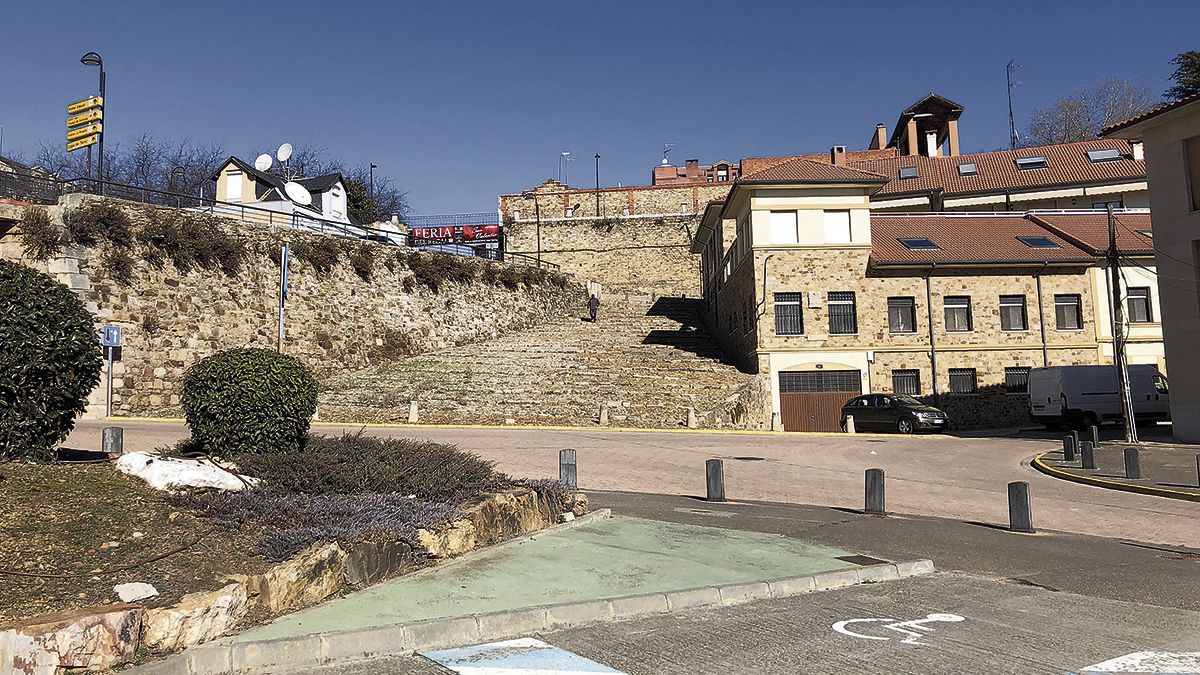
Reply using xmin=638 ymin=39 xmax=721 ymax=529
xmin=1 ymin=1 xmax=1196 ymax=214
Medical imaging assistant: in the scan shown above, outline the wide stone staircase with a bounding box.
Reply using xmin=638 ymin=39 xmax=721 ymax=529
xmin=318 ymin=296 xmax=755 ymax=428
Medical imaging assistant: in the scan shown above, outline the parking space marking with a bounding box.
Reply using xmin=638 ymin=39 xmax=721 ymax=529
xmin=423 ymin=637 xmax=627 ymax=674
xmin=833 ymin=613 xmax=965 ymax=646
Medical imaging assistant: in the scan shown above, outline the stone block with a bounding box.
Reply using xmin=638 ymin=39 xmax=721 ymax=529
xmin=895 ymin=559 xmax=936 ymax=577
xmin=767 ymin=575 xmax=818 ymax=598
xmin=405 ymin=617 xmax=481 ymax=651
xmin=142 ymin=583 xmax=248 ymax=652
xmin=185 ymin=642 xmax=233 ymax=675
xmin=609 ymin=593 xmax=670 ymax=619
xmin=717 ymin=581 xmax=771 ymax=606
xmin=812 ymin=568 xmax=863 ymax=592
xmin=857 ymin=564 xmax=900 ymax=584
xmin=231 ymin=636 xmax=324 ymax=672
xmin=320 ymin=624 xmax=414 ymax=664
xmin=243 ymin=542 xmax=348 ymax=615
xmin=664 ymin=586 xmax=721 ymax=611
xmin=544 ymin=600 xmax=614 ymax=628
xmin=475 ymin=607 xmax=548 ymax=641
xmin=0 ymin=604 xmax=143 ymax=674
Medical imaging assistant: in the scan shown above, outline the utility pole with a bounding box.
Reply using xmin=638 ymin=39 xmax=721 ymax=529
xmin=1107 ymin=204 xmax=1138 ymax=443
xmin=594 ymin=153 xmax=601 ymax=217
xmin=1006 ymin=60 xmax=1020 ymax=150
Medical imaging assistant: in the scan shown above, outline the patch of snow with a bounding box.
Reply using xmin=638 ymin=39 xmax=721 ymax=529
xmin=114 ymin=452 xmax=259 ymax=492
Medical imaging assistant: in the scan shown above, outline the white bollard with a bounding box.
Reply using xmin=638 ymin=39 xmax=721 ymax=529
xmin=686 ymin=407 xmax=698 ymax=429
xmin=845 ymin=415 xmax=856 ymax=434
xmin=771 ymin=412 xmax=782 ymax=432
xmin=408 ymin=400 xmax=419 ymax=424
xmin=598 ymin=404 xmax=609 ymax=426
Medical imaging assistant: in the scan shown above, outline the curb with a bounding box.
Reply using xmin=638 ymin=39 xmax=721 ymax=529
xmin=1031 ymin=451 xmax=1200 ymax=503
xmin=101 ymin=416 xmax=910 ymax=439
xmin=129 ymin=559 xmax=936 ymax=674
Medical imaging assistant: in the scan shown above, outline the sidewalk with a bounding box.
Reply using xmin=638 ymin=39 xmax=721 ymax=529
xmin=1033 ymin=439 xmax=1200 ymax=502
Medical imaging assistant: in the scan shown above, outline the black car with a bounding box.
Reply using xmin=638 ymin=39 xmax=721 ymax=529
xmin=840 ymin=394 xmax=949 ymax=434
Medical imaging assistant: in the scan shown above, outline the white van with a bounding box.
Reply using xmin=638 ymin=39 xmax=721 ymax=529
xmin=1029 ymin=365 xmax=1170 ymax=428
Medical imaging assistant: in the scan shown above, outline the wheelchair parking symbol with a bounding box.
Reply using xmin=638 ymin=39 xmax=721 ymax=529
xmin=832 ymin=613 xmax=965 ymax=646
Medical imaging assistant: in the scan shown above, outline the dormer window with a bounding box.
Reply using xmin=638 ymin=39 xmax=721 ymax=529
xmin=1014 ymin=156 xmax=1048 ymax=170
xmin=898 ymin=166 xmax=919 ymax=179
xmin=957 ymin=162 xmax=978 ymax=176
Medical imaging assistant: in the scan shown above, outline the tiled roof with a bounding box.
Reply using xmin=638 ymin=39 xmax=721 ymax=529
xmin=1026 ymin=211 xmax=1154 ymax=256
xmin=1101 ymin=91 xmax=1200 ymax=136
xmin=850 ymin=139 xmax=1145 ymax=198
xmin=741 ymin=149 xmax=896 ymax=175
xmin=870 ymin=214 xmax=1095 ymax=265
xmin=740 ymin=157 xmax=887 ymax=183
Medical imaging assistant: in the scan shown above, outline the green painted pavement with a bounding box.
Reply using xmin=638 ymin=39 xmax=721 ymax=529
xmin=236 ymin=516 xmax=856 ymax=642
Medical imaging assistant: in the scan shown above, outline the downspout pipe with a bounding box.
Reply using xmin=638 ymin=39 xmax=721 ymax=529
xmin=1036 ymin=263 xmax=1049 ymax=367
xmin=925 ymin=264 xmax=939 ymax=404
xmin=758 ymin=253 xmax=774 ymax=318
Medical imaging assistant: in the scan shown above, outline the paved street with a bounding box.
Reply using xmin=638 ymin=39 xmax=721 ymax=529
xmin=290 ymin=574 xmax=1200 ymax=675
xmin=71 ymin=419 xmax=1200 ymax=545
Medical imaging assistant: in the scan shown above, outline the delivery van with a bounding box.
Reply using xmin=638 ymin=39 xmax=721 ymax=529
xmin=1029 ymin=365 xmax=1170 ymax=429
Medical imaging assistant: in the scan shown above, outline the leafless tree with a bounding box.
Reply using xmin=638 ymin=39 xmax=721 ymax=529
xmin=1025 ymin=77 xmax=1155 ymax=146
xmin=34 ymin=134 xmax=226 ymax=199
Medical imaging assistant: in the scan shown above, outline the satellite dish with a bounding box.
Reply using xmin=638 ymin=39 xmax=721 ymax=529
xmin=254 ymin=154 xmax=273 ymax=172
xmin=277 ymin=143 xmax=293 ymax=162
xmin=284 ymin=181 xmax=312 ymax=206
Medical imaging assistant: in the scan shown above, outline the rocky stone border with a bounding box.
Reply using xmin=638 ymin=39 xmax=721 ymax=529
xmin=0 ymin=487 xmax=587 ymax=675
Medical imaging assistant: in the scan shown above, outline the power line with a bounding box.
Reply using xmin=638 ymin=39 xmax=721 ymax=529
xmin=1113 ymin=214 xmax=1200 ymax=271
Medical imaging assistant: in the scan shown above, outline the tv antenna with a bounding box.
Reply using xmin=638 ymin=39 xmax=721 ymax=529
xmin=559 ymin=151 xmax=574 ymax=183
xmin=661 ymin=143 xmax=675 ymax=166
xmin=1006 ymin=61 xmax=1022 ymax=150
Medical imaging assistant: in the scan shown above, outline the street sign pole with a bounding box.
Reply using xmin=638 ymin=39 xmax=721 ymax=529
xmin=99 ymin=325 xmax=122 ymax=418
xmin=277 ymin=242 xmax=290 ymax=352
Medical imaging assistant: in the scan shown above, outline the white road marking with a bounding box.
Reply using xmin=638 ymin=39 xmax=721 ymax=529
xmin=833 ymin=613 xmax=966 ymax=646
xmin=423 ymin=637 xmax=627 ymax=675
xmin=1081 ymin=651 xmax=1200 ymax=673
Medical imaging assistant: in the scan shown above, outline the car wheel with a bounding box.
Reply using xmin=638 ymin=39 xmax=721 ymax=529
xmin=896 ymin=416 xmax=915 ymax=434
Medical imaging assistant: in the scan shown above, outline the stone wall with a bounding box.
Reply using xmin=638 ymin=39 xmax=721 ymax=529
xmin=499 ymin=180 xmax=731 ymax=295
xmin=2 ymin=196 xmax=584 ymax=417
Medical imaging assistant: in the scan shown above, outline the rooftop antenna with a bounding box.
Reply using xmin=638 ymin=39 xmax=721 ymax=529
xmin=661 ymin=143 xmax=675 ymax=166
xmin=559 ymin=151 xmax=574 ymax=183
xmin=1006 ymin=61 xmax=1022 ymax=150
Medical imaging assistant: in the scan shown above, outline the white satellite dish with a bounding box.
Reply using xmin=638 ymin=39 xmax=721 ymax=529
xmin=284 ymin=181 xmax=312 ymax=206
xmin=254 ymin=153 xmax=273 ymax=172
xmin=277 ymin=143 xmax=293 ymax=163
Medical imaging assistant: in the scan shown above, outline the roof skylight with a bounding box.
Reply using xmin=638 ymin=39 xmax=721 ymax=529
xmin=898 ymin=237 xmax=940 ymax=250
xmin=1014 ymin=156 xmax=1049 ymax=170
xmin=1016 ymin=235 xmax=1060 ymax=248
xmin=1086 ymin=148 xmax=1122 ymax=163
xmin=957 ymin=162 xmax=978 ymax=176
xmin=898 ymin=166 xmax=919 ymax=179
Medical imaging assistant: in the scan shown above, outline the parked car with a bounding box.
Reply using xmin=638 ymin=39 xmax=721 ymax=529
xmin=840 ymin=394 xmax=949 ymax=434
xmin=1028 ymin=365 xmax=1169 ymax=429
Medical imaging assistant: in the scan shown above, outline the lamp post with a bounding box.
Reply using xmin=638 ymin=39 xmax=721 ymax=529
xmin=369 ymin=163 xmax=378 ymax=223
xmin=522 ymin=192 xmax=541 ymax=267
xmin=80 ymin=52 xmax=105 ymax=192
xmin=594 ymin=153 xmax=601 ymax=217
xmin=169 ymin=167 xmax=185 ymax=206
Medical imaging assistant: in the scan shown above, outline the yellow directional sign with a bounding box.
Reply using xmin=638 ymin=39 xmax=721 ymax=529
xmin=67 ymin=123 xmax=102 ymax=141
xmin=66 ymin=134 xmax=100 ymax=152
xmin=67 ymin=109 xmax=103 ymax=127
xmin=67 ymin=96 xmax=104 ymax=114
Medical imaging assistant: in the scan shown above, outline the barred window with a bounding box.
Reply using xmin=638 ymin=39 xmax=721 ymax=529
xmin=892 ymin=369 xmax=921 ymax=395
xmin=779 ymin=370 xmax=860 ymax=393
xmin=949 ymin=368 xmax=977 ymax=394
xmin=1127 ymin=287 xmax=1152 ymax=323
xmin=774 ymin=293 xmax=804 ymax=335
xmin=1005 ymin=366 xmax=1031 ymax=393
xmin=1000 ymin=295 xmax=1028 ymax=331
xmin=828 ymin=291 xmax=857 ymax=335
xmin=887 ymin=297 xmax=916 ymax=333
xmin=944 ymin=296 xmax=973 ymax=332
xmin=1055 ymin=294 xmax=1082 ymax=330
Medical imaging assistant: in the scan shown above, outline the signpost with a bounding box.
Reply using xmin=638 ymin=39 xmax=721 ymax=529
xmin=277 ymin=242 xmax=290 ymax=351
xmin=65 ymin=96 xmax=104 ymax=178
xmin=99 ymin=325 xmax=121 ymax=418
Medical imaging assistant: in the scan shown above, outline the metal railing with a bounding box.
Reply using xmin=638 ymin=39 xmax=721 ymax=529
xmin=0 ymin=171 xmax=63 ymax=205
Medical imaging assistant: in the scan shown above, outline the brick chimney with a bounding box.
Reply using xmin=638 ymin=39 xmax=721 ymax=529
xmin=831 ymin=146 xmax=847 ymax=166
xmin=685 ymin=159 xmax=700 ymax=179
xmin=925 ymin=130 xmax=940 ymax=157
xmin=1131 ymin=140 xmax=1145 ymax=161
xmin=870 ymin=123 xmax=887 ymax=150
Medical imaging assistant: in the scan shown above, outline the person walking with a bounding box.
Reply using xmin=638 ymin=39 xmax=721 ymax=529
xmin=587 ymin=294 xmax=600 ymax=322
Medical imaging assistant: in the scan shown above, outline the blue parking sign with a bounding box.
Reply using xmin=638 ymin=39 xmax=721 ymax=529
xmin=100 ymin=325 xmax=122 ymax=348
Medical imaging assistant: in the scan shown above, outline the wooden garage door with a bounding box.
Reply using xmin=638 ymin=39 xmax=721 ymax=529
xmin=779 ymin=370 xmax=861 ymax=432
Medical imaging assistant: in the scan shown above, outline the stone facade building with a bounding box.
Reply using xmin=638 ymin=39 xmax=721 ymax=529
xmin=691 ymin=156 xmax=1163 ymax=431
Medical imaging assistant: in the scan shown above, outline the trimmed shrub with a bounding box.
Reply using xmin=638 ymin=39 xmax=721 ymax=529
xmin=139 ymin=210 xmax=244 ymax=275
xmin=234 ymin=431 xmax=505 ymax=502
xmin=0 ymin=260 xmax=102 ymax=461
xmin=64 ymin=201 xmax=134 ymax=249
xmin=18 ymin=207 xmax=64 ymax=261
xmin=181 ymin=348 xmax=318 ymax=457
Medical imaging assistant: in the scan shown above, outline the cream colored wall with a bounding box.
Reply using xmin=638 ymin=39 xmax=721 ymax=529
xmin=1121 ymin=110 xmax=1200 ymax=442
xmin=766 ymin=350 xmax=872 ymax=418
xmin=214 ymin=165 xmax=256 ymax=204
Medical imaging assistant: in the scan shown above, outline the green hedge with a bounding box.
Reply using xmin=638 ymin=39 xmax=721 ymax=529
xmin=0 ymin=260 xmax=102 ymax=461
xmin=181 ymin=348 xmax=318 ymax=457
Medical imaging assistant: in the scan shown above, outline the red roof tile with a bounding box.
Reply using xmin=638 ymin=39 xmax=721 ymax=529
xmin=850 ymin=139 xmax=1145 ymax=198
xmin=741 ymin=149 xmax=897 ymax=174
xmin=870 ymin=214 xmax=1095 ymax=265
xmin=740 ymin=157 xmax=887 ymax=183
xmin=1101 ymin=92 xmax=1200 ymax=136
xmin=1026 ymin=211 xmax=1153 ymax=256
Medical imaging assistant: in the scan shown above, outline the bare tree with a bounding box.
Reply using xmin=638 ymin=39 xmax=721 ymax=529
xmin=1025 ymin=77 xmax=1155 ymax=146
xmin=34 ymin=134 xmax=226 ymax=199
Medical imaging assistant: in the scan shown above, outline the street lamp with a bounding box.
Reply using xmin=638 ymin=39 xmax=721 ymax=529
xmin=594 ymin=154 xmax=601 ymax=217
xmin=369 ymin=163 xmax=377 ymax=201
xmin=169 ymin=167 xmax=185 ymax=205
xmin=80 ymin=52 xmax=105 ymax=190
xmin=522 ymin=192 xmax=542 ymax=267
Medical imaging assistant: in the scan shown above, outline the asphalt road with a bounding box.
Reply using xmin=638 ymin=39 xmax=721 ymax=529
xmin=290 ymin=574 xmax=1200 ymax=675
xmin=70 ymin=419 xmax=1200 ymax=546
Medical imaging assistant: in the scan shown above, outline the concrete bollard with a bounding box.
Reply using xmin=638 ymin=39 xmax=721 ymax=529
xmin=598 ymin=405 xmax=609 ymax=426
xmin=686 ymin=407 xmax=698 ymax=429
xmin=407 ymin=400 xmax=419 ymax=424
xmin=705 ymin=459 xmax=726 ymax=502
xmin=770 ymin=412 xmax=781 ymax=432
xmin=865 ymin=468 xmax=885 ymax=515
xmin=1123 ymin=447 xmax=1141 ymax=480
xmin=1089 ymin=424 xmax=1100 ymax=447
xmin=1196 ymin=454 xmax=1200 ymax=488
xmin=1008 ymin=481 xmax=1034 ymax=533
xmin=1062 ymin=435 xmax=1076 ymax=462
xmin=1070 ymin=429 xmax=1080 ymax=449
xmin=102 ymin=426 xmax=124 ymax=455
xmin=845 ymin=415 xmax=856 ymax=434
xmin=559 ymin=448 xmax=577 ymax=489
xmin=1081 ymin=440 xmax=1096 ymax=470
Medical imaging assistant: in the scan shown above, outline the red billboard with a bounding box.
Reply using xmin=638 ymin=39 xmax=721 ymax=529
xmin=410 ymin=224 xmax=501 ymax=245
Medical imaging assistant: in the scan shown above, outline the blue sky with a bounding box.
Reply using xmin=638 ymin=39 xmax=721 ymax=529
xmin=1 ymin=1 xmax=1196 ymax=214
